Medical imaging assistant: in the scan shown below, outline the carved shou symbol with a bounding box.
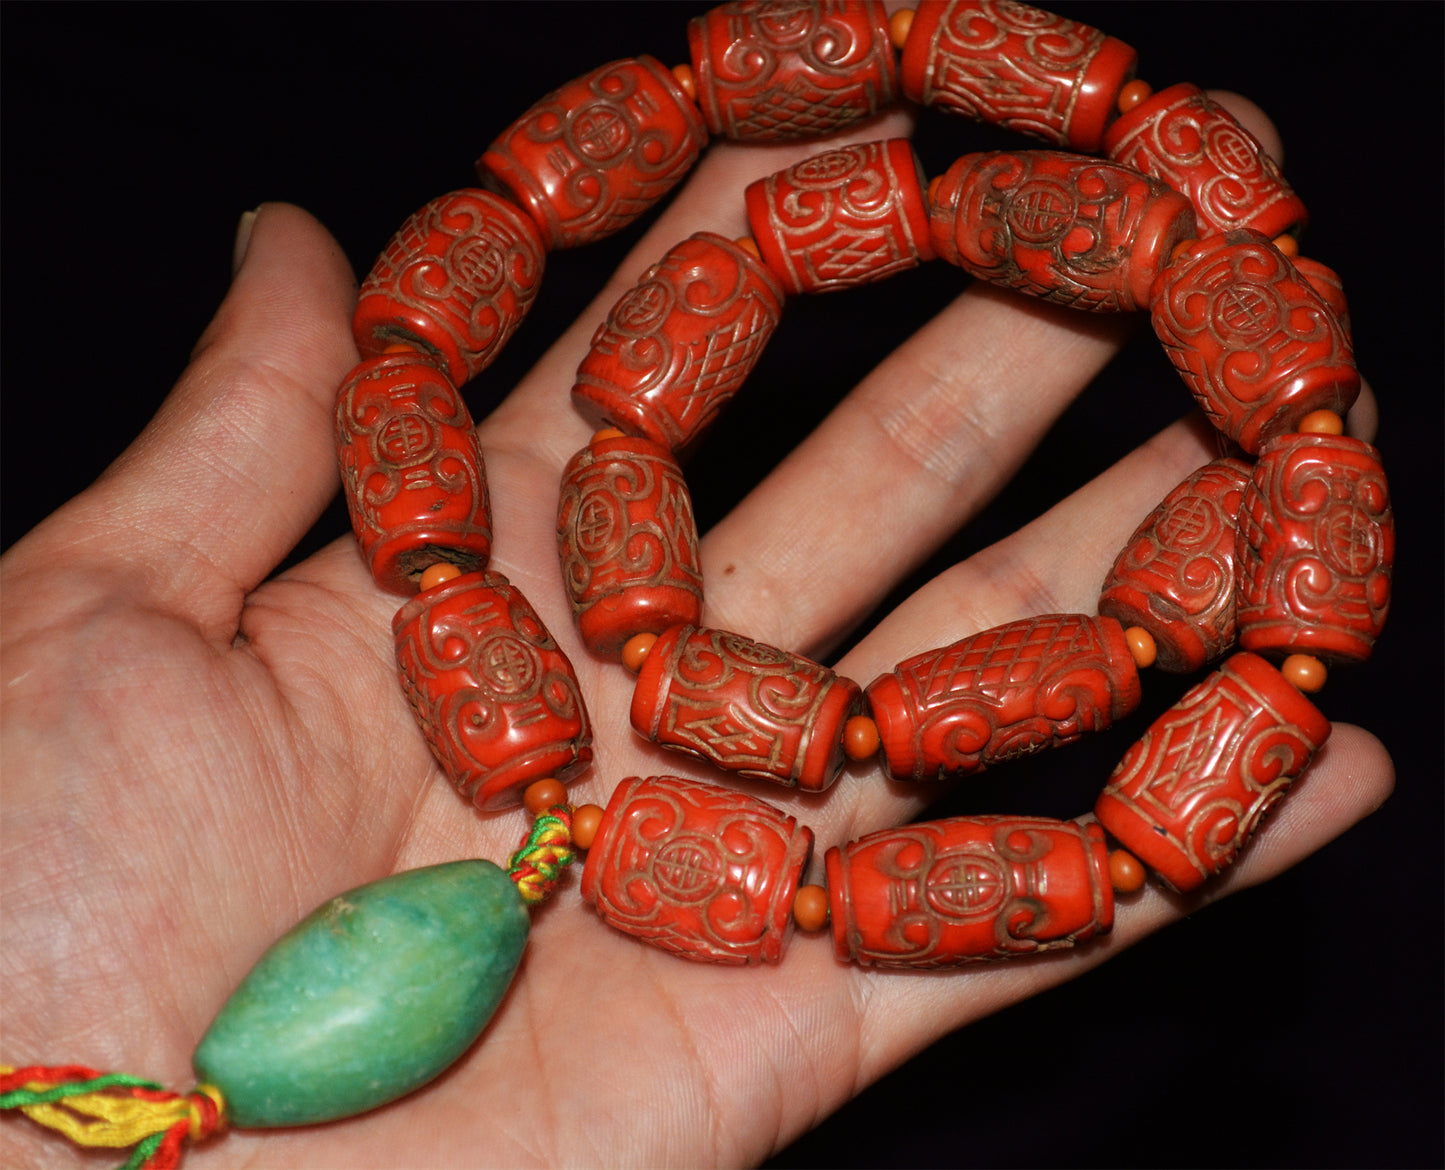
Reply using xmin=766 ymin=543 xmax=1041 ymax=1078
xmin=1212 ymin=284 xmax=1278 ymax=341
xmin=580 ymin=775 xmax=812 ymax=964
xmin=923 ymin=852 xmax=1007 ymax=919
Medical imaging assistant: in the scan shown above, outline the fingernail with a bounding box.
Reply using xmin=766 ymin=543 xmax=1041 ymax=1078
xmin=232 ymin=207 xmax=260 ymax=275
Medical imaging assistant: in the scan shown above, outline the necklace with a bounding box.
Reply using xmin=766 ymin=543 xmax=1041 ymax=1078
xmin=0 ymin=2 xmax=1421 ymax=1167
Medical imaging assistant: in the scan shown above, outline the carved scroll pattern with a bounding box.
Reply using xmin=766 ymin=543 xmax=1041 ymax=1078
xmin=393 ymin=572 xmax=591 ymax=809
xmin=1237 ymin=435 xmax=1394 ymax=663
xmin=354 ymin=190 xmax=544 ymax=385
xmin=830 ymin=815 xmax=1111 ymax=967
xmin=1095 ymin=654 xmax=1327 ymax=891
xmin=691 ymin=0 xmax=896 ymax=139
xmin=1099 ymin=458 xmax=1251 ymax=672
xmin=582 ymin=774 xmax=812 ymax=964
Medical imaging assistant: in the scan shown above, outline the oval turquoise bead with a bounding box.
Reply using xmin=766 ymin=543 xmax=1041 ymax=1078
xmin=193 ymin=860 xmax=528 ymax=1128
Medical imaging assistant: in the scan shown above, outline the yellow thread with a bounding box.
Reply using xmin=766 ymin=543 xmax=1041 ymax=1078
xmin=189 ymin=1083 xmax=227 ymax=1139
xmin=14 ymin=1090 xmax=189 ymax=1148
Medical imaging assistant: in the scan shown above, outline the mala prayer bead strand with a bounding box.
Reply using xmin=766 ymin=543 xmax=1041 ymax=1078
xmin=5 ymin=3 xmax=1395 ymax=1167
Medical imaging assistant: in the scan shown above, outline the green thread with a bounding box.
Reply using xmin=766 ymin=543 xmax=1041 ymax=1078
xmin=119 ymin=1128 xmax=167 ymax=1170
xmin=507 ymin=812 xmax=574 ymax=877
xmin=0 ymin=1072 xmax=163 ymax=1109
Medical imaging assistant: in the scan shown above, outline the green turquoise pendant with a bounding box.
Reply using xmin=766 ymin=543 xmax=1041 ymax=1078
xmin=193 ymin=860 xmax=528 ymax=1128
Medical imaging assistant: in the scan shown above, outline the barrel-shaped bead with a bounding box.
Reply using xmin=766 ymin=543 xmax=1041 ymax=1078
xmin=745 ymin=138 xmax=934 ymax=295
xmin=899 ymin=0 xmax=1137 ymax=153
xmin=826 ymin=815 xmax=1113 ymax=967
xmin=630 ymin=624 xmax=862 ymax=791
xmin=1099 ymin=458 xmax=1251 ymax=672
xmin=580 ymin=774 xmax=812 ymax=964
xmin=571 ymin=233 xmax=785 ymax=451
xmin=1236 ymin=434 xmax=1393 ymax=664
xmin=557 ymin=434 xmax=703 ymax=658
xmin=1104 ymin=82 xmax=1306 ymax=240
xmin=688 ymin=0 xmax=896 ymax=140
xmin=476 ymin=57 xmax=706 ymax=250
xmin=394 ymin=571 xmax=591 ymax=810
xmin=1152 ymin=231 xmax=1359 ymax=453
xmin=865 ymin=614 xmax=1140 ymax=782
xmin=336 ymin=355 xmax=491 ymax=595
xmin=1291 ymin=256 xmax=1352 ymax=345
xmin=1094 ymin=652 xmax=1330 ymax=892
xmin=193 ymin=861 xmax=528 ymax=1128
xmin=928 ymin=150 xmax=1196 ymax=310
xmin=352 ymin=190 xmax=545 ymax=387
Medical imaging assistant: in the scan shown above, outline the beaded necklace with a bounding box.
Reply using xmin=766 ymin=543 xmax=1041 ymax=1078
xmin=0 ymin=2 xmax=1404 ymax=1167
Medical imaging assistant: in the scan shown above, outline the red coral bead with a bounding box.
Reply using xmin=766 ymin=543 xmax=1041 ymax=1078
xmin=352 ymin=190 xmax=544 ymax=388
xmin=928 ymin=150 xmax=1196 ymax=311
xmin=393 ymin=571 xmax=592 ymax=810
xmin=476 ymin=57 xmax=706 ymax=250
xmin=1105 ymin=82 xmax=1307 ymax=240
xmin=1151 ymin=231 xmax=1359 ymax=453
xmin=687 ymin=0 xmax=896 ymax=140
xmin=1098 ymin=458 xmax=1251 ymax=673
xmin=1094 ymin=652 xmax=1330 ymax=892
xmin=580 ymin=774 xmax=813 ymax=964
xmin=1236 ymin=434 xmax=1394 ymax=664
xmin=899 ymin=0 xmax=1137 ymax=153
xmin=1291 ymin=256 xmax=1352 ymax=345
xmin=557 ymin=434 xmax=703 ymax=658
xmin=571 ymin=233 xmax=785 ymax=451
xmin=865 ymin=614 xmax=1140 ymax=782
xmin=335 ymin=355 xmax=491 ymax=595
xmin=826 ymin=815 xmax=1113 ymax=966
xmin=745 ymin=138 xmax=934 ymax=295
xmin=630 ymin=625 xmax=862 ymax=792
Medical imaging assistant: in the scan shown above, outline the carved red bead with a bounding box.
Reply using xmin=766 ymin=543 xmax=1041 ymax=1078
xmin=557 ymin=434 xmax=703 ymax=658
xmin=1104 ymin=82 xmax=1307 ymax=240
xmin=630 ymin=625 xmax=861 ymax=792
xmin=1236 ymin=434 xmax=1394 ymax=664
xmin=1151 ymin=231 xmax=1359 ymax=454
xmin=928 ymin=150 xmax=1196 ymax=311
xmin=745 ymin=138 xmax=934 ymax=295
xmin=335 ymin=355 xmax=491 ymax=595
xmin=393 ymin=571 xmax=592 ymax=810
xmin=826 ymin=815 xmax=1113 ymax=967
xmin=580 ymin=774 xmax=812 ymax=964
xmin=571 ymin=233 xmax=785 ymax=451
xmin=352 ymin=189 xmax=545 ymax=388
xmin=476 ymin=57 xmax=706 ymax=250
xmin=687 ymin=0 xmax=896 ymax=140
xmin=1291 ymin=256 xmax=1352 ymax=345
xmin=1098 ymin=458 xmax=1251 ymax=673
xmin=899 ymin=0 xmax=1137 ymax=153
xmin=1094 ymin=652 xmax=1330 ymax=892
xmin=864 ymin=614 xmax=1140 ymax=783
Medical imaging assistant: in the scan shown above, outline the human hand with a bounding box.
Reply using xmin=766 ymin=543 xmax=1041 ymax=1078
xmin=0 ymin=5 xmax=1431 ymax=1168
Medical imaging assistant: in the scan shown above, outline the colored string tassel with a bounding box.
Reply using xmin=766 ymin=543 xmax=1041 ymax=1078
xmin=0 ymin=1064 xmax=224 ymax=1170
xmin=508 ymin=804 xmax=576 ymax=904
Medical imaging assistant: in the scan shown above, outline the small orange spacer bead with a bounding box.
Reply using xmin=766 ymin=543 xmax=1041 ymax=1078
xmin=672 ymin=62 xmax=697 ymax=103
xmin=523 ymin=778 xmax=568 ymax=815
xmin=842 ymin=714 xmax=881 ymax=761
xmin=1170 ymin=237 xmax=1200 ymax=265
xmin=734 ymin=235 xmax=762 ymax=261
xmin=571 ymin=803 xmax=605 ymax=851
xmin=1297 ymin=409 xmax=1345 ymax=436
xmin=1117 ymin=78 xmax=1153 ymax=114
xmin=926 ymin=173 xmax=944 ymax=207
xmin=889 ymin=7 xmax=915 ymax=50
xmin=1281 ymin=653 xmax=1328 ymax=693
xmin=621 ymin=631 xmax=660 ymax=673
xmin=1125 ymin=626 xmax=1158 ymax=670
xmin=418 ymin=562 xmax=464 ymax=592
xmin=382 ymin=340 xmax=421 ymax=354
xmin=591 ymin=426 xmax=627 ymax=445
xmin=1108 ymin=849 xmax=1147 ymax=894
xmin=1272 ymin=233 xmax=1300 ymax=258
xmin=792 ymin=884 xmax=830 ymax=932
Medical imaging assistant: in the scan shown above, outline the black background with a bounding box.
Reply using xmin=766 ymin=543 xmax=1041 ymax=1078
xmin=3 ymin=4 xmax=1441 ymax=1167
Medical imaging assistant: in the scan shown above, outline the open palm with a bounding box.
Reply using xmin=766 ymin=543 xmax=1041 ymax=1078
xmin=0 ymin=99 xmax=1391 ymax=1169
